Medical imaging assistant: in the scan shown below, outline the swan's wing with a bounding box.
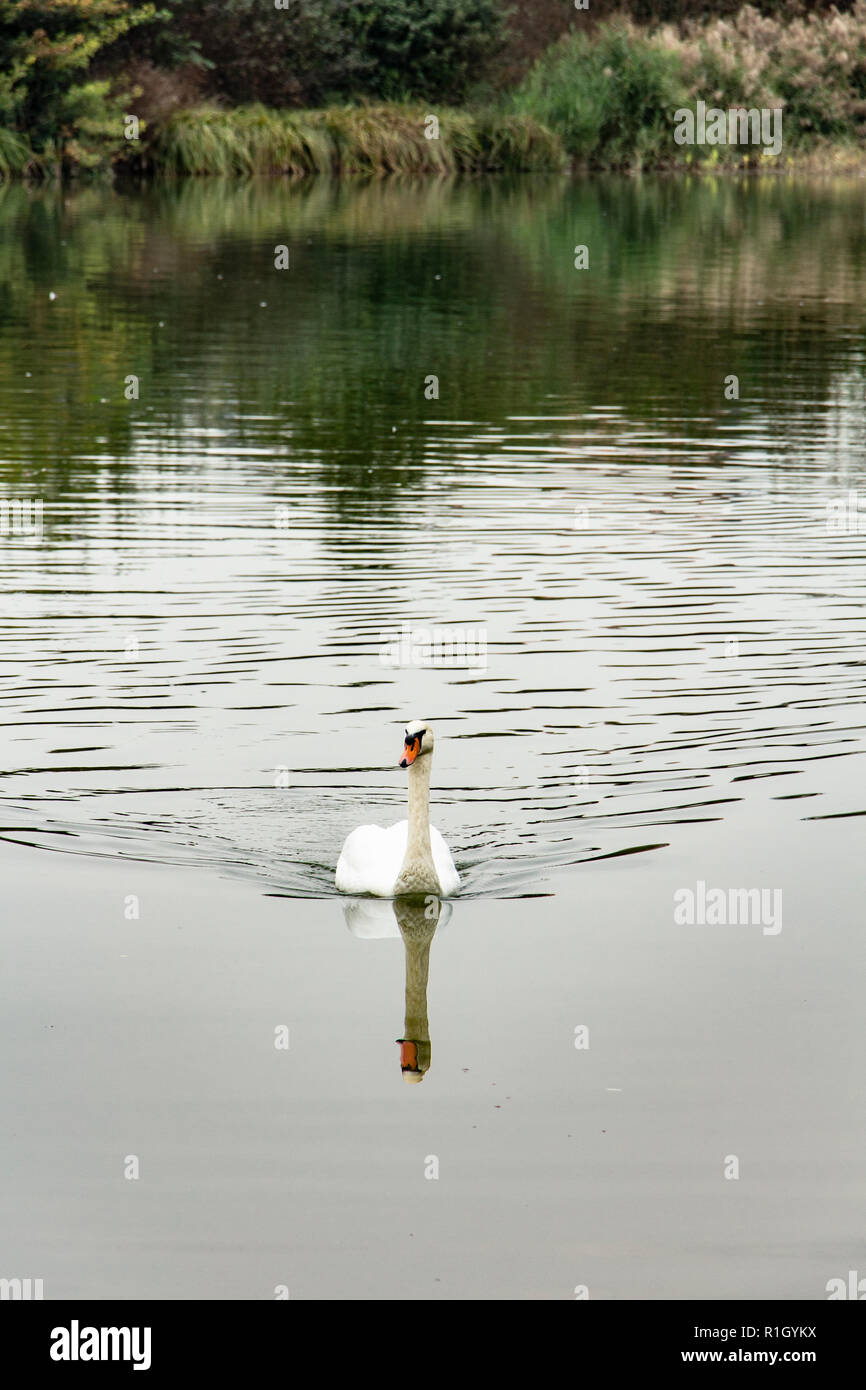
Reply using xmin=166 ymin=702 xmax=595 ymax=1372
xmin=335 ymin=821 xmax=408 ymax=897
xmin=430 ymin=825 xmax=461 ymax=897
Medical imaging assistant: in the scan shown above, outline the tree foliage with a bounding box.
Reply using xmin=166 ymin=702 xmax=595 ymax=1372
xmin=0 ymin=0 xmax=158 ymax=171
xmin=156 ymin=1 xmax=508 ymax=108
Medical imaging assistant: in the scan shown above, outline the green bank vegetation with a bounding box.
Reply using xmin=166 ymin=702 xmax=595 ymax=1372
xmin=513 ymin=4 xmax=866 ymax=169
xmin=150 ymin=105 xmax=565 ymax=176
xmin=2 ymin=2 xmax=866 ymax=177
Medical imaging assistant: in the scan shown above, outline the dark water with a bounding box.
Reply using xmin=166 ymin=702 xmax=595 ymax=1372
xmin=1 ymin=174 xmax=865 ymax=897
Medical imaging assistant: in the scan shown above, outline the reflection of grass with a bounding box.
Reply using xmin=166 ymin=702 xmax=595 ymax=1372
xmin=1 ymin=176 xmax=864 ymax=491
xmin=132 ymin=173 xmax=572 ymax=243
xmin=149 ymin=104 xmax=565 ymax=176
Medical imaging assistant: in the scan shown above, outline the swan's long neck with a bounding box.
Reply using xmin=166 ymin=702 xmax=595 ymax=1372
xmin=395 ymin=754 xmax=440 ymax=895
xmin=407 ymin=754 xmax=433 ymax=860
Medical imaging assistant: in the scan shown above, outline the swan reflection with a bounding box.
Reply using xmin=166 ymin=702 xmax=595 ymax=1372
xmin=343 ymin=893 xmax=450 ymax=1084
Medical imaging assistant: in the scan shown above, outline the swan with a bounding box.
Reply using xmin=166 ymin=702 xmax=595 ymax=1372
xmin=335 ymin=720 xmax=460 ymax=898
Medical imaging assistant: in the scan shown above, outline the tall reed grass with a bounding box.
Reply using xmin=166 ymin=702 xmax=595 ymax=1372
xmin=148 ymin=104 xmax=565 ymax=176
xmin=0 ymin=128 xmax=40 ymax=179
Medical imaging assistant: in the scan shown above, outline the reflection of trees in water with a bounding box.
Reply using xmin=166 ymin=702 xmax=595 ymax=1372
xmin=1 ymin=174 xmax=863 ymax=497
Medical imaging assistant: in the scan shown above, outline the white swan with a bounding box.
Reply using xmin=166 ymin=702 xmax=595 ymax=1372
xmin=335 ymin=720 xmax=460 ymax=898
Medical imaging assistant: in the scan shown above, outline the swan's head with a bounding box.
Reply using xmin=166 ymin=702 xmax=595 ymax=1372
xmin=399 ymin=719 xmax=433 ymax=768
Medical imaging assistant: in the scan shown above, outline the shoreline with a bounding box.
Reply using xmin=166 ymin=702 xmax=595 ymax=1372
xmin=7 ymin=6 xmax=866 ymax=183
xmin=3 ymin=103 xmax=865 ymax=183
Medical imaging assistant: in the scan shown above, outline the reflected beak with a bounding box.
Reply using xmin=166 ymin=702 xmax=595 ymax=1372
xmin=399 ymin=738 xmax=419 ymax=768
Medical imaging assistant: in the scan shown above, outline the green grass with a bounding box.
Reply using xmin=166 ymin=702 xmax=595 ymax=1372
xmin=148 ymin=103 xmax=565 ymax=176
xmin=0 ymin=128 xmax=41 ymax=179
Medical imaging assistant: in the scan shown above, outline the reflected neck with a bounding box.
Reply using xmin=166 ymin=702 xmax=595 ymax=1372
xmin=403 ymin=928 xmax=432 ymax=1043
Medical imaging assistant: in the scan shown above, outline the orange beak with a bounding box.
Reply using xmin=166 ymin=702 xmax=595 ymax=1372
xmin=398 ymin=1040 xmax=419 ymax=1070
xmin=399 ymin=738 xmax=419 ymax=768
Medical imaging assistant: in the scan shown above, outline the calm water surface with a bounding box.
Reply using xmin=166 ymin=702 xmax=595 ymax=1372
xmin=2 ymin=176 xmax=865 ymax=892
xmin=0 ymin=174 xmax=863 ymax=1298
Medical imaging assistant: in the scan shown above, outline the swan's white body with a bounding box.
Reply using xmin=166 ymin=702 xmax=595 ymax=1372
xmin=335 ymin=720 xmax=460 ymax=898
xmin=336 ymin=819 xmax=459 ymax=898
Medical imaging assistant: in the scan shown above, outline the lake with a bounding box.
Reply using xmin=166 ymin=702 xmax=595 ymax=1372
xmin=0 ymin=173 xmax=863 ymax=1299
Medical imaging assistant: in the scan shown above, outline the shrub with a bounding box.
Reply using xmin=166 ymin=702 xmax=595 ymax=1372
xmin=516 ymin=4 xmax=866 ymax=168
xmin=145 ymin=1 xmax=507 ymax=108
xmin=114 ymin=58 xmax=207 ymax=133
xmin=160 ymin=1 xmax=365 ymax=108
xmin=0 ymin=0 xmax=158 ymax=174
xmin=514 ymin=21 xmax=687 ymax=166
xmin=678 ymin=3 xmax=866 ymax=143
xmin=344 ymin=0 xmax=508 ymax=103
